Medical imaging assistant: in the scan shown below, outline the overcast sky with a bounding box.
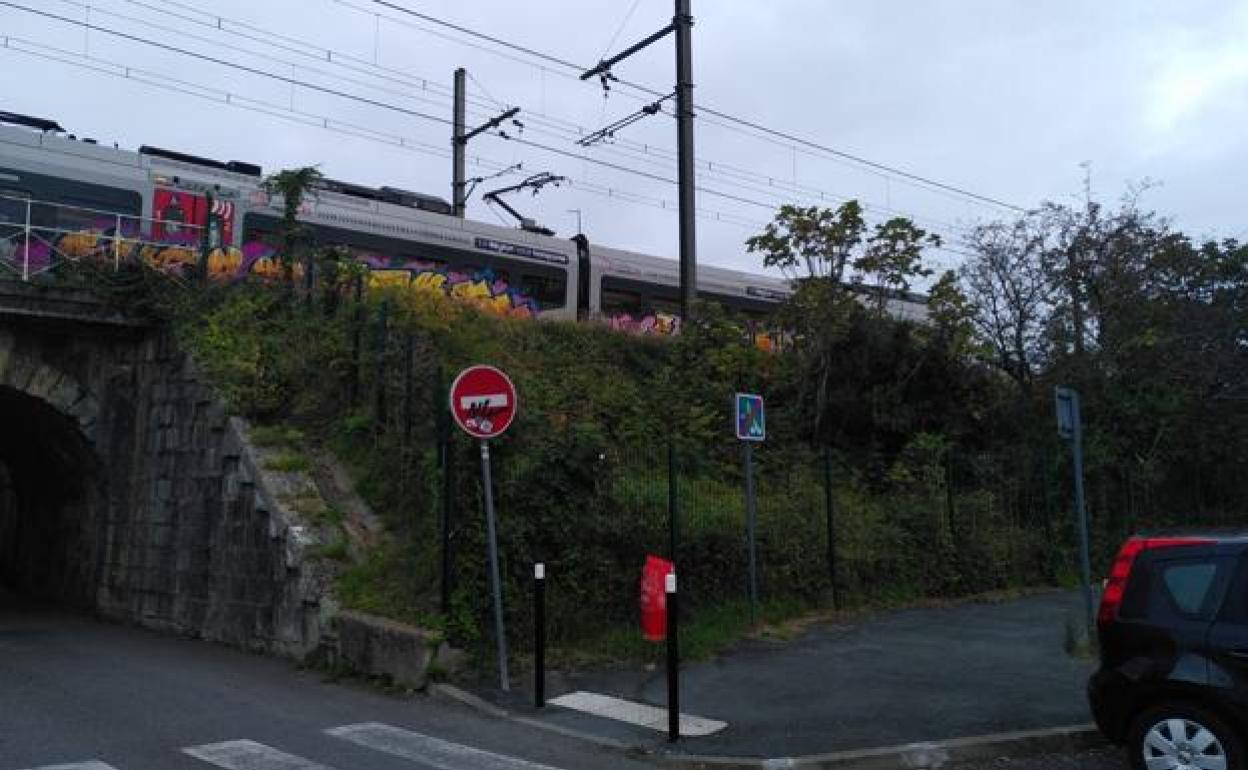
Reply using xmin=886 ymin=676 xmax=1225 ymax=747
xmin=2 ymin=0 xmax=1245 ymax=276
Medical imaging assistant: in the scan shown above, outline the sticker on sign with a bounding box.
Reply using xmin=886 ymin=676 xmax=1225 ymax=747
xmin=450 ymin=365 xmax=518 ymax=440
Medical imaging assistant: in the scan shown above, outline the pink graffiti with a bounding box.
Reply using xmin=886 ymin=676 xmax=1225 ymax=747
xmin=607 ymin=312 xmax=682 ymax=336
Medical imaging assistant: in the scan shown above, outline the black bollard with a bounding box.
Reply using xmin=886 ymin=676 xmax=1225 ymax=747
xmin=534 ymin=562 xmax=546 ymax=708
xmin=666 ymin=571 xmax=679 ymax=742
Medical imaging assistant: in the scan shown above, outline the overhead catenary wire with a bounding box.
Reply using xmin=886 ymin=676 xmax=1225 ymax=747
xmin=1 ymin=10 xmax=977 ymax=272
xmin=0 ymin=1 xmax=454 ymax=126
xmin=110 ymin=0 xmax=593 ymax=142
xmin=353 ymin=0 xmax=1026 ymax=213
xmin=68 ymin=0 xmax=982 ymax=240
xmin=3 ymin=0 xmax=977 ymax=252
xmin=41 ymin=0 xmax=462 ymax=118
xmin=0 ymin=35 xmax=458 ymax=157
xmin=0 ymin=36 xmax=790 ymax=240
xmin=599 ymin=0 xmax=644 ymax=63
xmin=330 ymin=0 xmax=990 ymax=219
xmin=0 ymin=36 xmax=976 ymax=272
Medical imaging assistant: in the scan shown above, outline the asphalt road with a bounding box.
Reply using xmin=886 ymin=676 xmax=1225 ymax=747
xmin=549 ymin=590 xmax=1098 ymax=757
xmin=0 ymin=596 xmax=659 ymax=770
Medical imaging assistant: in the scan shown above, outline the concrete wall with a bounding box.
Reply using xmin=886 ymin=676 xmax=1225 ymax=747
xmin=0 ymin=320 xmax=336 ymax=659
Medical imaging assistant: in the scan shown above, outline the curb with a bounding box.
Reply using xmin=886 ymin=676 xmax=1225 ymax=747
xmin=428 ymin=684 xmax=1104 ymax=769
xmin=665 ymin=724 xmax=1104 ymax=769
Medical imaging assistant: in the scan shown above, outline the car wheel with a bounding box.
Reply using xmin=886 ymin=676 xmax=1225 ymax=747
xmin=1127 ymin=703 xmax=1242 ymax=770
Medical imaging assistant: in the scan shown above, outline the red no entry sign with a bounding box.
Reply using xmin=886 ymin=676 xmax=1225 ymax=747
xmin=449 ymin=365 xmax=518 ymax=439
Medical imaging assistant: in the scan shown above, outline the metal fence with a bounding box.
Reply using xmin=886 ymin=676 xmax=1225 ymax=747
xmin=332 ymin=294 xmax=1074 ymax=665
xmin=0 ymin=192 xmax=209 ymax=281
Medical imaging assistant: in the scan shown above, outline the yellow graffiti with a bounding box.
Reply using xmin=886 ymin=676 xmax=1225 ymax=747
xmin=142 ymin=244 xmax=196 ymax=270
xmin=450 ymin=279 xmax=492 ymax=301
xmin=483 ymin=293 xmax=513 ymax=315
xmin=250 ymin=255 xmax=281 ymax=280
xmin=368 ymin=269 xmax=413 ymax=289
xmin=368 ymin=267 xmax=540 ymax=319
xmin=412 ymin=272 xmax=448 ymax=292
xmin=59 ymin=232 xmax=101 ymax=258
xmin=652 ymin=313 xmax=679 ymax=335
xmin=206 ymin=248 xmax=242 ymax=278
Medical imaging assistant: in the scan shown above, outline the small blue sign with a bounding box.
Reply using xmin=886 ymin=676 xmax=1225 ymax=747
xmin=735 ymin=393 xmax=766 ymax=442
xmin=1055 ymin=386 xmax=1080 ymax=440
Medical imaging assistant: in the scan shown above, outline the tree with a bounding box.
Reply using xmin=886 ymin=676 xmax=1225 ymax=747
xmin=747 ymin=202 xmax=944 ymax=445
xmin=262 ymin=166 xmax=323 ymax=293
xmin=854 ymin=217 xmax=940 ymax=316
xmin=925 ymin=269 xmax=977 ymax=358
xmin=745 ymin=201 xmax=865 ymax=283
xmin=960 ymin=214 xmax=1053 ymax=390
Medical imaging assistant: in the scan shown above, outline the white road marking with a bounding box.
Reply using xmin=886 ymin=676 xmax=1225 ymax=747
xmin=547 ymin=691 xmax=728 ymax=736
xmin=182 ymin=740 xmax=336 ymax=770
xmin=18 ymin=764 xmax=120 ymax=770
xmin=327 ymin=722 xmax=565 ymax=770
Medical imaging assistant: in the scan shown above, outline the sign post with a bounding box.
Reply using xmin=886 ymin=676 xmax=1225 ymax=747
xmin=1056 ymin=386 xmax=1094 ymax=638
xmin=450 ymin=365 xmax=518 ymax=692
xmin=735 ymin=393 xmax=765 ymax=625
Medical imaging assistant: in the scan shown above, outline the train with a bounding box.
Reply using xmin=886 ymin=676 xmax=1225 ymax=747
xmin=0 ymin=110 xmax=929 ymax=334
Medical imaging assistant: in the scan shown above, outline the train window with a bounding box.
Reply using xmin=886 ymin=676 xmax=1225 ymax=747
xmin=55 ymin=206 xmax=110 ymax=234
xmin=651 ymin=295 xmax=681 ymax=316
xmin=518 ymin=273 xmax=568 ymax=310
xmin=0 ymin=189 xmax=30 ymax=225
xmin=602 ymin=287 xmax=644 ymax=316
xmin=47 ymin=197 xmax=139 ymax=235
xmin=244 ymin=227 xmax=272 ymax=245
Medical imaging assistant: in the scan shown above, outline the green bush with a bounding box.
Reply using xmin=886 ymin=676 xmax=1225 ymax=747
xmin=173 ymin=277 xmax=1064 ymax=662
xmin=264 ymin=451 xmax=312 ymax=473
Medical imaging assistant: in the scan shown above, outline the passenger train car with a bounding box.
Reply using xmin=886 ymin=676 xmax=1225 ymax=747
xmin=0 ymin=111 xmax=927 ymax=331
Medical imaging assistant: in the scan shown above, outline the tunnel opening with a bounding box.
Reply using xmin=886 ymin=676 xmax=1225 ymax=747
xmin=0 ymin=384 xmax=101 ymax=606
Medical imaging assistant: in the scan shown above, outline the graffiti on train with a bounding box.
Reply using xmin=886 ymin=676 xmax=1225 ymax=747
xmin=0 ymin=223 xmax=543 ymax=317
xmin=606 ymin=311 xmax=681 ymax=337
xmin=363 ymin=265 xmax=541 ymax=318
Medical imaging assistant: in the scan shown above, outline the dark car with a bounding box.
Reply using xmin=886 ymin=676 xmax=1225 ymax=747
xmin=1089 ymin=532 xmax=1248 ymax=770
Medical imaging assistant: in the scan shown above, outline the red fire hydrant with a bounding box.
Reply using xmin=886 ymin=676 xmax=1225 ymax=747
xmin=640 ymin=555 xmax=674 ymax=641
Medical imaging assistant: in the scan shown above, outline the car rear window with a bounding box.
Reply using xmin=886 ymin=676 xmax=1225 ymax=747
xmin=1162 ymin=562 xmax=1219 ymax=615
xmin=1120 ymin=554 xmax=1230 ymax=622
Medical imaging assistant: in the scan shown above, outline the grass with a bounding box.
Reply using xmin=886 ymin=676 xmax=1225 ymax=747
xmin=547 ymin=597 xmax=812 ymax=668
xmin=265 ymin=451 xmax=313 ymax=473
xmin=280 ymin=493 xmax=346 ymax=527
xmin=250 ymin=424 xmax=305 ymax=448
xmin=308 ymin=538 xmax=350 ymax=562
xmin=334 ymin=543 xmax=443 ymax=631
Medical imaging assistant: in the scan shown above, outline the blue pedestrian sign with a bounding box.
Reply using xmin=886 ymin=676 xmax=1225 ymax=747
xmin=735 ymin=393 xmax=766 ymax=442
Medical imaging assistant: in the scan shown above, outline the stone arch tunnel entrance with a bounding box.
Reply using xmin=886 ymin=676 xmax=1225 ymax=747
xmin=0 ymin=384 xmax=103 ymax=606
xmin=0 ymin=289 xmax=332 ymax=655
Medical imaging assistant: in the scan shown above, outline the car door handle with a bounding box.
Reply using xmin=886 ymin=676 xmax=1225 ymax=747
xmin=1229 ymin=650 xmax=1248 ymax=660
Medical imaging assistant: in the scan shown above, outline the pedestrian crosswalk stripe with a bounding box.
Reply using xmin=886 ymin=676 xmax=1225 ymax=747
xmin=547 ymin=691 xmax=727 ymax=736
xmin=17 ymin=763 xmax=120 ymax=770
xmin=182 ymin=740 xmax=335 ymax=770
xmin=327 ymin=722 xmax=566 ymax=770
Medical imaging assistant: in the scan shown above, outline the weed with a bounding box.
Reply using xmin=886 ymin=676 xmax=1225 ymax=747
xmin=250 ymin=424 xmax=305 ymax=448
xmin=265 ymin=451 xmax=312 ymax=473
xmin=309 ymin=539 xmax=350 ymax=562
